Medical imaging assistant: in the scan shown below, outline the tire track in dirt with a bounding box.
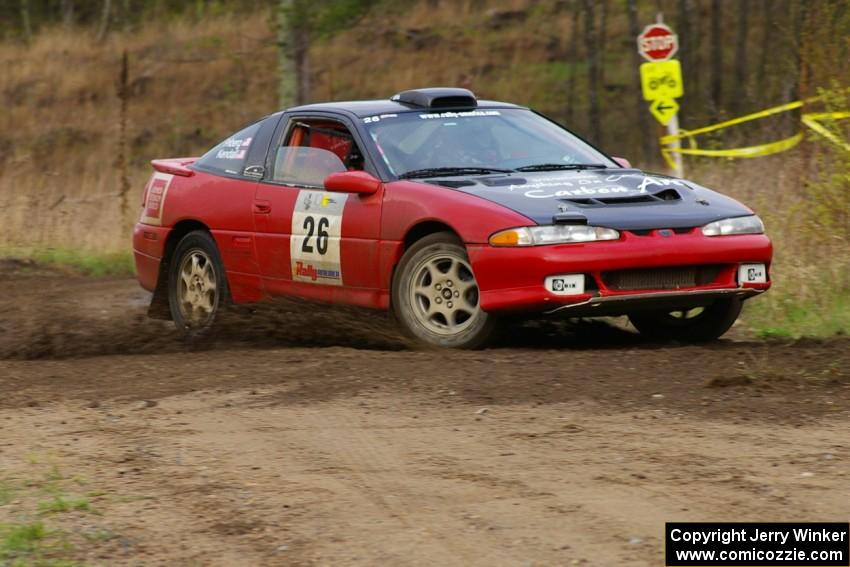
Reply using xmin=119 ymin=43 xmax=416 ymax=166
xmin=1 ymin=267 xmax=849 ymax=565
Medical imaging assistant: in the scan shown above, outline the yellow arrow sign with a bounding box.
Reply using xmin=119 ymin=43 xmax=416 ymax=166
xmin=640 ymin=59 xmax=683 ymax=101
xmin=649 ymin=97 xmax=679 ymax=125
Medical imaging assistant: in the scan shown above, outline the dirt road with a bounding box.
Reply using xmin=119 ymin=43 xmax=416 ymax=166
xmin=1 ymin=260 xmax=848 ymax=566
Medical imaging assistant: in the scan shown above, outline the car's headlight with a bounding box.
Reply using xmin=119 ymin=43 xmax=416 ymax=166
xmin=489 ymin=225 xmax=620 ymax=246
xmin=701 ymin=215 xmax=764 ymax=236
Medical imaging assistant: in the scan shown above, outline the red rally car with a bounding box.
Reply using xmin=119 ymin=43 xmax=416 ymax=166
xmin=133 ymin=87 xmax=772 ymax=348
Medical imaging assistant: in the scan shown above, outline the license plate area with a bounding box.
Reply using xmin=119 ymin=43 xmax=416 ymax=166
xmin=545 ymin=274 xmax=585 ymax=295
xmin=738 ymin=263 xmax=767 ymax=284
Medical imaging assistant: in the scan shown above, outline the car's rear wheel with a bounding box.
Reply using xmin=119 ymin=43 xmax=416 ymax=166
xmin=168 ymin=230 xmax=228 ymax=336
xmin=392 ymin=232 xmax=497 ymax=349
xmin=627 ymin=298 xmax=742 ymax=342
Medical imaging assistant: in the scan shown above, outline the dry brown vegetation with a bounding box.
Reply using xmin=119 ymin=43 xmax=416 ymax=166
xmin=1 ymin=0 xmax=848 ymax=335
xmin=0 ymin=13 xmax=277 ymax=252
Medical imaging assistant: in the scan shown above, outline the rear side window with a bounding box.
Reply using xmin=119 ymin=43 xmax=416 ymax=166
xmin=195 ymin=121 xmax=263 ymax=176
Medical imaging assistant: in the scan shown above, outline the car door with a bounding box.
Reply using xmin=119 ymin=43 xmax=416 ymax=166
xmin=187 ymin=114 xmax=280 ymax=302
xmin=253 ymin=112 xmax=385 ymax=307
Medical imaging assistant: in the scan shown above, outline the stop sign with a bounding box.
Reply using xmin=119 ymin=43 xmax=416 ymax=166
xmin=637 ymin=23 xmax=678 ymax=62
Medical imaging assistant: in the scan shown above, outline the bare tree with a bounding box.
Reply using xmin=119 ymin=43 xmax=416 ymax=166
xmin=565 ymin=0 xmax=582 ymax=126
xmin=583 ymin=0 xmax=601 ymax=144
xmin=61 ymin=0 xmax=75 ymax=29
xmin=789 ymin=0 xmax=806 ymax=102
xmin=117 ymin=50 xmax=131 ymax=216
xmin=675 ymin=0 xmax=692 ymax=98
xmin=277 ymin=0 xmax=297 ymax=109
xmin=756 ymin=0 xmax=773 ymax=99
xmin=628 ymin=0 xmax=653 ymax=164
xmin=122 ymin=0 xmax=132 ymax=31
xmin=732 ymin=0 xmax=750 ymax=113
xmin=293 ymin=5 xmax=311 ymax=105
xmin=597 ymin=0 xmax=609 ymax=102
xmin=19 ymin=0 xmax=32 ymax=43
xmin=96 ymin=0 xmax=112 ymax=42
xmin=690 ymin=0 xmax=703 ymax=117
xmin=710 ymin=0 xmax=723 ymax=121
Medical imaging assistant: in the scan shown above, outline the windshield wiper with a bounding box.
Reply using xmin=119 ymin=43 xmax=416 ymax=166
xmin=514 ymin=163 xmax=610 ymax=172
xmin=398 ymin=167 xmax=515 ymax=179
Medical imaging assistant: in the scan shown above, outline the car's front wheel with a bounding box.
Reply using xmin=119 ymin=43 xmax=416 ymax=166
xmin=392 ymin=232 xmax=497 ymax=349
xmin=168 ymin=230 xmax=228 ymax=336
xmin=627 ymin=298 xmax=743 ymax=342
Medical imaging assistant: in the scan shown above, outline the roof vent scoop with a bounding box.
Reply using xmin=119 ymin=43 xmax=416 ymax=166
xmin=391 ymin=87 xmax=478 ymax=110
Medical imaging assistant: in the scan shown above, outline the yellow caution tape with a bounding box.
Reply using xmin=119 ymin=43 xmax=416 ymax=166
xmin=801 ymin=112 xmax=850 ymax=152
xmin=658 ymin=93 xmax=850 ymax=169
xmin=660 ymin=100 xmax=805 ymax=145
xmin=660 ymin=133 xmax=804 ymax=170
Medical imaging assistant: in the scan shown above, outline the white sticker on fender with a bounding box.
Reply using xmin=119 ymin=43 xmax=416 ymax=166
xmin=290 ymin=190 xmax=348 ymax=285
xmin=141 ymin=172 xmax=173 ymax=226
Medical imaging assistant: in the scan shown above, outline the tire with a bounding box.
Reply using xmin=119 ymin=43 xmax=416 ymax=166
xmin=167 ymin=230 xmax=228 ymax=336
xmin=392 ymin=232 xmax=497 ymax=349
xmin=628 ymin=298 xmax=743 ymax=343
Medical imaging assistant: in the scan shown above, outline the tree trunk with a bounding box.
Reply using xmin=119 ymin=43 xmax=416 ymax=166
xmin=20 ymin=0 xmax=32 ymax=43
xmin=583 ymin=0 xmax=601 ymax=144
xmin=756 ymin=0 xmax=773 ymax=100
xmin=277 ymin=0 xmax=297 ymax=109
xmin=293 ymin=1 xmax=311 ymax=105
xmin=789 ymin=0 xmax=808 ymax=157
xmin=732 ymin=0 xmax=750 ymax=114
xmin=709 ymin=0 xmax=723 ymax=121
xmin=117 ymin=50 xmax=131 ymax=216
xmin=675 ymin=0 xmax=692 ymax=98
xmin=565 ymin=0 xmax=581 ymax=126
xmin=61 ymin=0 xmax=74 ymax=29
xmin=122 ymin=0 xmax=131 ymax=31
xmin=627 ymin=0 xmax=653 ymax=164
xmin=96 ymin=0 xmax=112 ymax=42
xmin=690 ymin=0 xmax=703 ymax=120
xmin=597 ymin=0 xmax=608 ymax=100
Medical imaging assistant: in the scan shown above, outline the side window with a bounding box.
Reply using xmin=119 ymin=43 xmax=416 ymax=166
xmin=195 ymin=121 xmax=263 ymax=176
xmin=270 ymin=119 xmax=365 ymax=186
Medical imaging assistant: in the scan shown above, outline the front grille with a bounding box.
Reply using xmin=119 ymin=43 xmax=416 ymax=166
xmin=601 ymin=265 xmax=722 ymax=291
xmin=628 ymin=227 xmax=695 ymax=236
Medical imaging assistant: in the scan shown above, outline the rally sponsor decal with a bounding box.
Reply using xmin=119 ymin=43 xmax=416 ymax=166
xmin=363 ymin=113 xmax=398 ymax=124
xmin=418 ymin=110 xmax=501 ymax=119
xmin=507 ymin=173 xmax=686 ymax=199
xmin=215 ymin=135 xmax=253 ymax=160
xmin=141 ymin=172 xmax=173 ymax=226
xmin=290 ymin=190 xmax=348 ymax=286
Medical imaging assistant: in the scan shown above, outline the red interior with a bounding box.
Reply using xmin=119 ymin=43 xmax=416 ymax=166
xmin=289 ymin=122 xmax=353 ymax=163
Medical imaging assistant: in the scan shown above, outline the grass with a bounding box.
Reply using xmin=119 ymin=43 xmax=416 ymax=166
xmin=746 ymin=287 xmax=850 ymax=339
xmin=37 ymin=496 xmax=91 ymax=515
xmin=0 ymin=467 xmax=104 ymax=566
xmin=0 ymin=482 xmax=13 ymax=506
xmin=0 ymin=521 xmax=47 ymax=557
xmin=0 ymin=521 xmax=80 ymax=566
xmin=0 ymin=248 xmax=135 ymax=277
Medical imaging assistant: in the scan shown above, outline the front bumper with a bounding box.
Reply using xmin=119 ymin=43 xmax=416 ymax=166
xmin=467 ymin=230 xmax=772 ymax=314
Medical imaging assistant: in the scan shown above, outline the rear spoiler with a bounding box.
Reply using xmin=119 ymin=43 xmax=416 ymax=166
xmin=151 ymin=157 xmax=198 ymax=177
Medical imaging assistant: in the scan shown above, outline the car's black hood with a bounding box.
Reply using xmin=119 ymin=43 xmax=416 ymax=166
xmin=421 ymin=168 xmax=753 ymax=230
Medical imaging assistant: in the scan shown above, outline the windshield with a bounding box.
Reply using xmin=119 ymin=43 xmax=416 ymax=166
xmin=362 ymin=108 xmax=616 ymax=177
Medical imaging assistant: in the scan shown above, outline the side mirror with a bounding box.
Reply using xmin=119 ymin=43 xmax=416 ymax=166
xmin=613 ymin=156 xmax=632 ymax=169
xmin=324 ymin=171 xmax=381 ymax=195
